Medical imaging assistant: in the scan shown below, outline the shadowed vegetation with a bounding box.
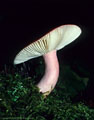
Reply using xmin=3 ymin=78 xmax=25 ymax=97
xmin=0 ymin=60 xmax=94 ymax=120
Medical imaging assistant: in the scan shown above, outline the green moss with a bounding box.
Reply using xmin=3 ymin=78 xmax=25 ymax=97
xmin=0 ymin=64 xmax=94 ymax=120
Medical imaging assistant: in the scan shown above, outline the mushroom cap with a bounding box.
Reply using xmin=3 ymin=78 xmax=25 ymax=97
xmin=14 ymin=24 xmax=82 ymax=64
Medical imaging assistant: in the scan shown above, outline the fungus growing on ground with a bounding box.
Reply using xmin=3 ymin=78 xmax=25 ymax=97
xmin=14 ymin=24 xmax=82 ymax=96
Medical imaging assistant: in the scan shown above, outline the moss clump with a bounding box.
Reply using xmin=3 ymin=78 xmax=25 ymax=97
xmin=0 ymin=64 xmax=94 ymax=120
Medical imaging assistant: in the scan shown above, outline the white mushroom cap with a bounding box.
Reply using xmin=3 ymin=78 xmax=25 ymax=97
xmin=14 ymin=24 xmax=81 ymax=64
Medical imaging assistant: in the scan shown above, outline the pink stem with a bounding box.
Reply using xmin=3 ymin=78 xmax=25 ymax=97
xmin=37 ymin=50 xmax=59 ymax=96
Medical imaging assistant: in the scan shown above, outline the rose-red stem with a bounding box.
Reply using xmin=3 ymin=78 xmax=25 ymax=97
xmin=37 ymin=50 xmax=59 ymax=95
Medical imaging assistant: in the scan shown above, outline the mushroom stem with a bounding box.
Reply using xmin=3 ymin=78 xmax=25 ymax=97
xmin=37 ymin=50 xmax=59 ymax=96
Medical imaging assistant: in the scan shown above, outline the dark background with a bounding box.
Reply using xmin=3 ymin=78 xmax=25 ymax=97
xmin=0 ymin=1 xmax=94 ymax=71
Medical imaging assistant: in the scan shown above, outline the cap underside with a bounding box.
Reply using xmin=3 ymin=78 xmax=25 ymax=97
xmin=14 ymin=24 xmax=82 ymax=64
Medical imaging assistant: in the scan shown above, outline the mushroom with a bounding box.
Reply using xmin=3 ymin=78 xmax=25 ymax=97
xmin=14 ymin=24 xmax=82 ymax=96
